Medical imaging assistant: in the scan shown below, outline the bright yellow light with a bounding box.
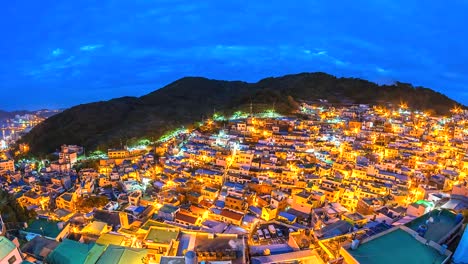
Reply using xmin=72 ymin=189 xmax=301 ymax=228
xmin=202 ymin=210 xmax=209 ymax=220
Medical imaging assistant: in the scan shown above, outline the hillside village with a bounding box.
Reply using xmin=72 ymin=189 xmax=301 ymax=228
xmin=0 ymin=103 xmax=467 ymax=264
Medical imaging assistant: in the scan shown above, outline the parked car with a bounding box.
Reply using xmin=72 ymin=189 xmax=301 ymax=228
xmin=103 ymin=201 xmax=119 ymax=211
xmin=268 ymin=225 xmax=277 ymax=235
xmin=257 ymin=229 xmax=265 ymax=240
xmin=252 ymin=234 xmax=259 ymax=242
xmin=276 ymin=228 xmax=284 ymax=237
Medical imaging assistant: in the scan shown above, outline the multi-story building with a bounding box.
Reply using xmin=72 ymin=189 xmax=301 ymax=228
xmin=56 ymin=192 xmax=75 ymax=211
xmin=108 ymin=149 xmax=129 ymax=159
xmin=224 ymin=194 xmax=246 ymax=211
xmin=0 ymin=159 xmax=14 ymax=174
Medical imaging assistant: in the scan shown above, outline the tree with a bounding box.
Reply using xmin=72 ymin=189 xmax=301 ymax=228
xmin=73 ymin=159 xmax=99 ymax=172
xmin=76 ymin=196 xmax=109 ymax=212
xmin=0 ymin=189 xmax=35 ymax=224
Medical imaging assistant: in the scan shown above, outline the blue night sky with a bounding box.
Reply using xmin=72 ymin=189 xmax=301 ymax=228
xmin=1 ymin=0 xmax=467 ymax=110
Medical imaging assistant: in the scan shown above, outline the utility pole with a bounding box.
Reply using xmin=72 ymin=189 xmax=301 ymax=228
xmin=0 ymin=213 xmax=5 ymax=236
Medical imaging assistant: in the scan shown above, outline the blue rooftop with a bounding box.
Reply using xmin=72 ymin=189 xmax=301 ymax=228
xmin=279 ymin=211 xmax=297 ymax=222
xmin=214 ymin=200 xmax=225 ymax=208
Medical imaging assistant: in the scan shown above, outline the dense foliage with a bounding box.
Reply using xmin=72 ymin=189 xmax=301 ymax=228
xmin=19 ymin=72 xmax=465 ymax=155
xmin=0 ymin=189 xmax=36 ymax=223
xmin=76 ymin=196 xmax=109 ymax=212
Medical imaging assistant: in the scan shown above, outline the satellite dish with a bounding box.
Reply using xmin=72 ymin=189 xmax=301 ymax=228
xmin=228 ymin=239 xmax=238 ymax=249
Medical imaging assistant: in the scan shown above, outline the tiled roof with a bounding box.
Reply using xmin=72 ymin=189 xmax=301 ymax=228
xmin=220 ymin=209 xmax=243 ymax=221
xmin=175 ymin=211 xmax=198 ymax=225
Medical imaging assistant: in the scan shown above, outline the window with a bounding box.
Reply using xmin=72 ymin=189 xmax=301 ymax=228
xmin=8 ymin=255 xmax=17 ymax=264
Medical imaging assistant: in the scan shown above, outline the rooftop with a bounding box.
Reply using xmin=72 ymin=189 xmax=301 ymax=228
xmin=404 ymin=209 xmax=461 ymax=243
xmin=344 ymin=212 xmax=366 ymax=221
xmin=159 ymin=204 xmax=179 ymax=214
xmin=0 ymin=236 xmax=16 ymax=260
xmin=59 ymin=192 xmax=73 ymax=202
xmin=96 ymin=245 xmax=147 ymax=264
xmin=191 ymin=233 xmax=246 ymax=264
xmin=145 ymin=227 xmax=180 ymax=244
xmin=96 ymin=233 xmax=125 ymax=246
xmin=160 ymin=256 xmax=185 ymax=264
xmin=347 ymin=228 xmax=448 ymax=264
xmin=21 ymin=236 xmax=59 ymax=261
xmin=140 ymin=220 xmax=174 ymax=230
xmin=220 ymin=209 xmax=244 ymax=221
xmin=175 ymin=211 xmax=198 ymax=225
xmin=46 ymin=239 xmax=94 ymax=264
xmin=24 ymin=219 xmax=63 ymax=238
xmin=82 ymin=221 xmax=108 ymax=235
xmin=252 ymin=249 xmax=324 ymax=264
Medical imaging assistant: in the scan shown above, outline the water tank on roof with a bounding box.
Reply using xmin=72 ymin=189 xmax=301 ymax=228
xmin=455 ymin=213 xmax=463 ymax=223
xmin=184 ymin=250 xmax=197 ymax=264
xmin=439 ymin=244 xmax=448 ymax=255
xmin=351 ymin=239 xmax=360 ymax=250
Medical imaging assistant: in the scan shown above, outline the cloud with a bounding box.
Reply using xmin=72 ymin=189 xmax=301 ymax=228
xmin=80 ymin=44 xmax=103 ymax=51
xmin=304 ymin=49 xmax=327 ymax=56
xmin=25 ymin=55 xmax=86 ymax=80
xmin=333 ymin=59 xmax=348 ymax=66
xmin=305 ymin=49 xmax=349 ymax=67
xmin=376 ymin=67 xmax=390 ymax=74
xmin=52 ymin=48 xmax=64 ymax=56
xmin=302 ymin=48 xmax=350 ymax=67
xmin=337 ymin=36 xmax=382 ymax=53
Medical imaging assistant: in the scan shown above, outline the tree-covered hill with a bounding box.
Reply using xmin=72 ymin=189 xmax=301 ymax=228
xmin=18 ymin=72 xmax=465 ymax=155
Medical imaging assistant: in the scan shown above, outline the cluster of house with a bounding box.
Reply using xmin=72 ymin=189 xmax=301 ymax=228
xmin=1 ymin=113 xmax=43 ymax=148
xmin=0 ymin=103 xmax=467 ymax=264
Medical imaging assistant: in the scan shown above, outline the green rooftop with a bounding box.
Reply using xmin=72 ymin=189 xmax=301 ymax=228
xmin=25 ymin=219 xmax=63 ymax=238
xmin=84 ymin=244 xmax=107 ymax=264
xmin=348 ymin=228 xmax=447 ymax=264
xmin=96 ymin=233 xmax=125 ymax=246
xmin=414 ymin=200 xmax=434 ymax=208
xmin=140 ymin=219 xmax=174 ymax=230
xmin=159 ymin=204 xmax=179 ymax=214
xmin=0 ymin=236 xmax=17 ymax=260
xmin=405 ymin=209 xmax=459 ymax=243
xmin=46 ymin=239 xmax=94 ymax=264
xmin=145 ymin=227 xmax=179 ymax=244
xmin=96 ymin=245 xmax=148 ymax=264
